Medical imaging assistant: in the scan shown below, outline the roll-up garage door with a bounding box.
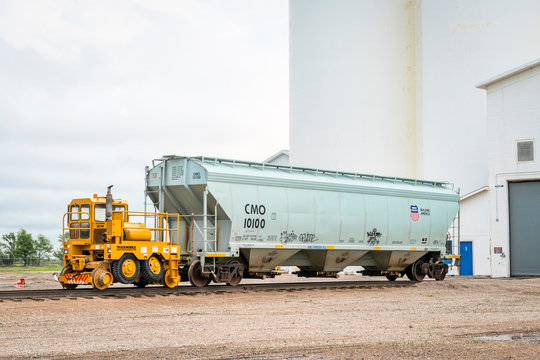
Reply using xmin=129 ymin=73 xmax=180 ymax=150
xmin=509 ymin=181 xmax=540 ymax=276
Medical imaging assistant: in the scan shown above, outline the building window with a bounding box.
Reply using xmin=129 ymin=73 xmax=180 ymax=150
xmin=517 ymin=140 xmax=534 ymax=162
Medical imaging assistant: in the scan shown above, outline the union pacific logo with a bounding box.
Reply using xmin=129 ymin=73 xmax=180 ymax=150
xmin=410 ymin=205 xmax=419 ymax=222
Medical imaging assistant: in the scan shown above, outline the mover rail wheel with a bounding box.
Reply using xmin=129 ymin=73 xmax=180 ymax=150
xmin=59 ymin=264 xmax=78 ymax=290
xmin=226 ymin=260 xmax=243 ymax=287
xmin=134 ymin=275 xmax=148 ymax=288
xmin=141 ymin=254 xmax=165 ymax=283
xmin=188 ymin=260 xmax=211 ymax=287
xmin=385 ymin=274 xmax=398 ymax=281
xmin=91 ymin=268 xmax=113 ymax=290
xmin=112 ymin=253 xmax=140 ymax=284
xmin=163 ymin=268 xmax=180 ymax=288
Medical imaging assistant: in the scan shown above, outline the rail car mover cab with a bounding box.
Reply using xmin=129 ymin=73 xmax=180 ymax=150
xmin=66 ymin=196 xmax=127 ymax=247
xmin=58 ymin=186 xmax=180 ymax=290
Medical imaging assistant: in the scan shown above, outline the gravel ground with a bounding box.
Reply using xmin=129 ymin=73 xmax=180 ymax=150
xmin=0 ymin=274 xmax=538 ymax=359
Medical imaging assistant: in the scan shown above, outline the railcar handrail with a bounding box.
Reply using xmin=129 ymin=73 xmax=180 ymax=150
xmin=164 ymin=155 xmax=455 ymax=190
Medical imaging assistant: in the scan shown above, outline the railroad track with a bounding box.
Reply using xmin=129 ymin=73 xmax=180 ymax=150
xmin=0 ymin=280 xmax=415 ymax=301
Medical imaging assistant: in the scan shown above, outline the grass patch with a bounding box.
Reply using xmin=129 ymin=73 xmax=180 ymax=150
xmin=0 ymin=265 xmax=62 ymax=272
xmin=469 ymin=339 xmax=486 ymax=344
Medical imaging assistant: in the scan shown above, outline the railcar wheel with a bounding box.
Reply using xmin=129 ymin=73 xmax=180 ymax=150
xmin=386 ymin=274 xmax=398 ymax=281
xmin=226 ymin=260 xmax=243 ymax=287
xmin=433 ymin=263 xmax=448 ymax=281
xmin=433 ymin=269 xmax=445 ymax=281
xmin=91 ymin=267 xmax=113 ymax=290
xmin=60 ymin=264 xmax=78 ymax=290
xmin=112 ymin=254 xmax=140 ymax=284
xmin=405 ymin=261 xmax=425 ymax=282
xmin=141 ymin=254 xmax=165 ymax=283
xmin=188 ymin=260 xmax=211 ymax=287
xmin=405 ymin=266 xmax=414 ymax=281
xmin=163 ymin=268 xmax=180 ymax=288
xmin=411 ymin=260 xmax=426 ymax=282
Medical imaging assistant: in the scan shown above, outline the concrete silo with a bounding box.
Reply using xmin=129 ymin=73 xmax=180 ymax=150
xmin=290 ymin=0 xmax=419 ymax=178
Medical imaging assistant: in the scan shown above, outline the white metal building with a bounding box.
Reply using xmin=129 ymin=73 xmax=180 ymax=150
xmin=474 ymin=59 xmax=540 ymax=277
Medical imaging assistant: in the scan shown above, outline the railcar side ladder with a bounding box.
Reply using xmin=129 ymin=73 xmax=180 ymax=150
xmin=189 ymin=187 xmax=219 ymax=272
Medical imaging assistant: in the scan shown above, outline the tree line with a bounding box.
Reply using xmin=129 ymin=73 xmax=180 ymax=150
xmin=0 ymin=229 xmax=63 ymax=266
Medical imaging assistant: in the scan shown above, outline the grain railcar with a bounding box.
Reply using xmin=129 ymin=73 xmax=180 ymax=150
xmin=145 ymin=156 xmax=459 ymax=287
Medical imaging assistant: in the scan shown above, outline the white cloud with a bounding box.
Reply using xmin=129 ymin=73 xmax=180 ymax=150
xmin=0 ymin=0 xmax=289 ymax=242
xmin=0 ymin=1 xmax=150 ymax=63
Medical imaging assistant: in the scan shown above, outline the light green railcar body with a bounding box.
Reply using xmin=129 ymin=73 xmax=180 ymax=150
xmin=146 ymin=156 xmax=459 ymax=276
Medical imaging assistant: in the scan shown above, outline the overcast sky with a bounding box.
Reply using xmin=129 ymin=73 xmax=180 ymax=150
xmin=0 ymin=0 xmax=289 ymax=243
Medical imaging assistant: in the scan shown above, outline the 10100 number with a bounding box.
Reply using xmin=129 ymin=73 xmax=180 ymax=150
xmin=244 ymin=218 xmax=265 ymax=229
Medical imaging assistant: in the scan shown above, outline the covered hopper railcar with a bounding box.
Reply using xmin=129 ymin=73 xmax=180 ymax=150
xmin=145 ymin=156 xmax=459 ymax=286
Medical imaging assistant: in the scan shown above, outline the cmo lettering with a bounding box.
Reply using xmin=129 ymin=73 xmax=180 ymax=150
xmin=244 ymin=204 xmax=266 ymax=215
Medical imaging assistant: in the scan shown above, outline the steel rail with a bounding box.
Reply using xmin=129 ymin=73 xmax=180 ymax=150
xmin=0 ymin=280 xmax=416 ymax=301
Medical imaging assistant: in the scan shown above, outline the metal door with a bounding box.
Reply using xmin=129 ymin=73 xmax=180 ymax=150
xmin=459 ymin=241 xmax=473 ymax=276
xmin=509 ymin=181 xmax=540 ymax=276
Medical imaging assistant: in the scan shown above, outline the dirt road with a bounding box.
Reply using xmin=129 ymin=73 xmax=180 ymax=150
xmin=0 ymin=275 xmax=538 ymax=359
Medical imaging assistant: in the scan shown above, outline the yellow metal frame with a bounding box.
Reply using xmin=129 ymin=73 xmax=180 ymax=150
xmin=59 ymin=196 xmax=181 ymax=290
xmin=62 ymin=211 xmax=180 ymax=260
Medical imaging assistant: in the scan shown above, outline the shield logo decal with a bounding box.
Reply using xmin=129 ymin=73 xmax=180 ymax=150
xmin=410 ymin=205 xmax=419 ymax=222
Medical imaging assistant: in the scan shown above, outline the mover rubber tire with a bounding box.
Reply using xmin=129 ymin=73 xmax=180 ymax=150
xmin=112 ymin=253 xmax=140 ymax=284
xmin=141 ymin=254 xmax=165 ymax=283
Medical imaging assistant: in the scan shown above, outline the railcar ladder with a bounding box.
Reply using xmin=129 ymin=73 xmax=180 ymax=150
xmin=189 ymin=187 xmax=219 ymax=272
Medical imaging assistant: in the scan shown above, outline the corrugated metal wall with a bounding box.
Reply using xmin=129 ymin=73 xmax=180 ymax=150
xmin=509 ymin=181 xmax=540 ymax=276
